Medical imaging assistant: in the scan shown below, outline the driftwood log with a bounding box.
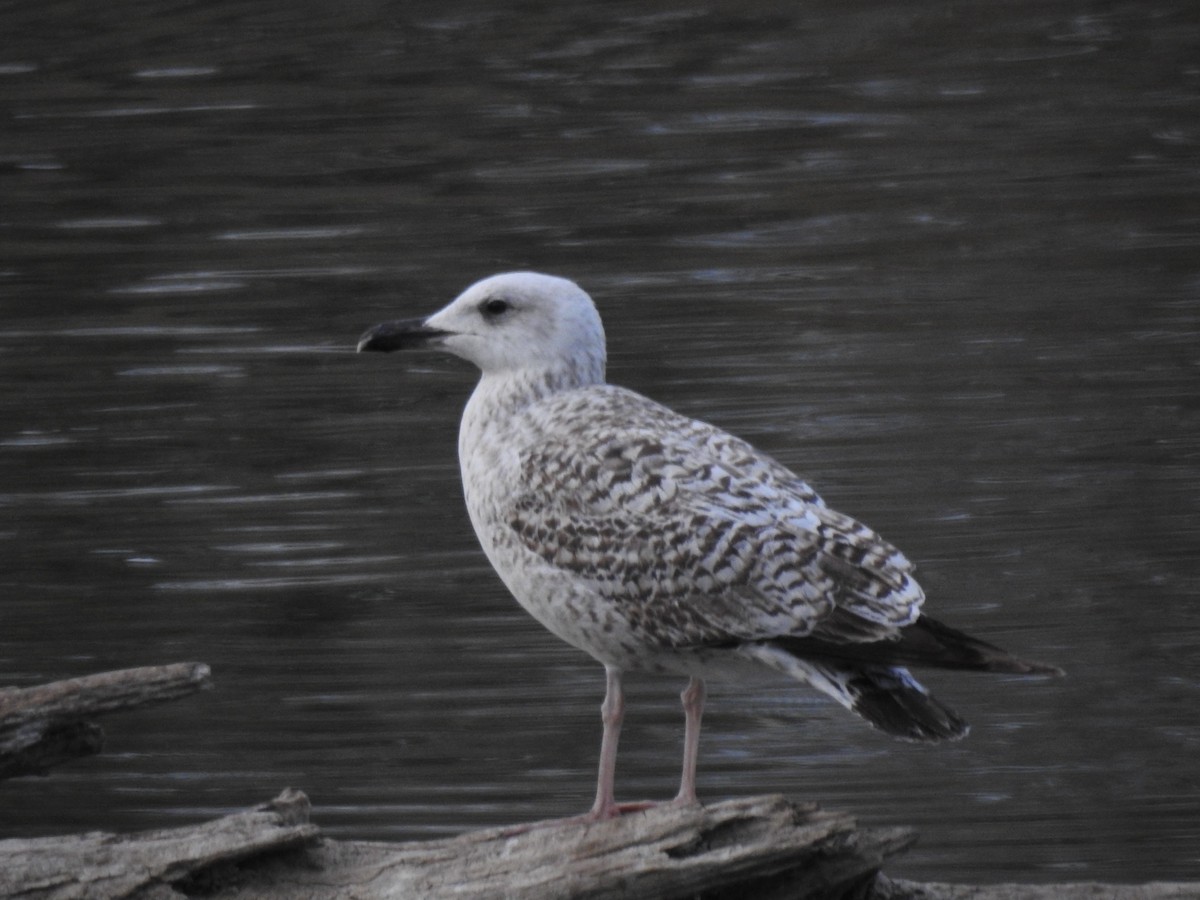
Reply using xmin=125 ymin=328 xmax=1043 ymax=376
xmin=0 ymin=789 xmax=316 ymax=900
xmin=1 ymin=788 xmax=1196 ymax=900
xmin=0 ymin=789 xmax=907 ymax=900
xmin=2 ymin=666 xmax=1197 ymax=899
xmin=220 ymin=792 xmax=912 ymax=900
xmin=0 ymin=663 xmax=212 ymax=780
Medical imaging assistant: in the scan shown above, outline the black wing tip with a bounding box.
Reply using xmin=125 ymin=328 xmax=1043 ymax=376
xmin=771 ymin=618 xmax=1065 ymax=678
xmin=1007 ymin=659 xmax=1066 ymax=678
xmin=916 ymin=616 xmax=1066 ymax=677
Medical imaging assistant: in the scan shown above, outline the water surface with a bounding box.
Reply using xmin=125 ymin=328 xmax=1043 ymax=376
xmin=2 ymin=0 xmax=1198 ymax=883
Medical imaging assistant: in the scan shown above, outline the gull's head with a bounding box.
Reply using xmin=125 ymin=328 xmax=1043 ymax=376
xmin=358 ymin=272 xmax=606 ymax=384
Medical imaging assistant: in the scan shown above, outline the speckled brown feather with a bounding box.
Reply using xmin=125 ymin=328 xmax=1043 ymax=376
xmin=508 ymin=384 xmax=923 ymax=651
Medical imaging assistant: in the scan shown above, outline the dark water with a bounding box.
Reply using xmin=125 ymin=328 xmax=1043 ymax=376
xmin=3 ymin=0 xmax=1199 ymax=884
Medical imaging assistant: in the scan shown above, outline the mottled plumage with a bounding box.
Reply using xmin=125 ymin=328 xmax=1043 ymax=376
xmin=358 ymin=272 xmax=1060 ymax=820
xmin=505 ymin=385 xmax=917 ymax=652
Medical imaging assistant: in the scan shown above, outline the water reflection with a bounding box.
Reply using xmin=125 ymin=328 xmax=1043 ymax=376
xmin=2 ymin=0 xmax=1198 ymax=884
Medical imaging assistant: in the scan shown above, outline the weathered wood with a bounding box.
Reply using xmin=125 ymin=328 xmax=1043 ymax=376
xmin=0 ymin=663 xmax=212 ymax=779
xmin=0 ymin=788 xmax=317 ymax=900
xmin=213 ymin=794 xmax=914 ymax=900
xmin=0 ymin=790 xmax=908 ymax=900
xmin=1 ymin=788 xmax=1197 ymax=900
xmin=1 ymin=667 xmax=1193 ymax=899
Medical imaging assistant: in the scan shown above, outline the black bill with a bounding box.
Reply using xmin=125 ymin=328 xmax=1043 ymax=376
xmin=357 ymin=318 xmax=449 ymax=353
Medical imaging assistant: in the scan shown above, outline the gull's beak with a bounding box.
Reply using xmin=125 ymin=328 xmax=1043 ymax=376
xmin=357 ymin=318 xmax=449 ymax=353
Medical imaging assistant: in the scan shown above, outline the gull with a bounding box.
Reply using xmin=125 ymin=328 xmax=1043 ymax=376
xmin=358 ymin=272 xmax=1060 ymax=821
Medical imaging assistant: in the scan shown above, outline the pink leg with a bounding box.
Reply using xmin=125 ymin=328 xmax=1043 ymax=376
xmin=674 ymin=676 xmax=706 ymax=805
xmin=588 ymin=665 xmax=625 ymax=820
xmin=501 ymin=667 xmax=679 ymax=835
xmin=500 ymin=666 xmax=627 ymax=834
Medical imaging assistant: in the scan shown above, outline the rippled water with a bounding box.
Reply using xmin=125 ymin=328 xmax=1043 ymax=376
xmin=2 ymin=0 xmax=1199 ymax=884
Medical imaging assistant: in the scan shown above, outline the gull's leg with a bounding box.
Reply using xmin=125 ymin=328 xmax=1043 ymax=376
xmin=501 ymin=667 xmax=667 ymax=835
xmin=588 ymin=664 xmax=625 ymax=820
xmin=674 ymin=676 xmax=706 ymax=805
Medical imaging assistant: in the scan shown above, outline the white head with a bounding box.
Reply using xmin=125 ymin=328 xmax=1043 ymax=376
xmin=359 ymin=272 xmax=606 ymax=387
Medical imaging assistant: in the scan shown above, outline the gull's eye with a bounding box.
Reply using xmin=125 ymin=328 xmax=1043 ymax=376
xmin=481 ymin=297 xmax=509 ymax=318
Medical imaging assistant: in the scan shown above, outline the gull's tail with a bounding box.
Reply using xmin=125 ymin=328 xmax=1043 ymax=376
xmin=741 ymin=615 xmax=1062 ymax=743
xmin=745 ymin=645 xmax=969 ymax=742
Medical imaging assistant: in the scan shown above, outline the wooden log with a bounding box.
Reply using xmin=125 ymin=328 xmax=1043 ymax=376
xmin=0 ymin=663 xmax=212 ymax=779
xmin=1 ymin=667 xmax=1193 ymax=898
xmin=1 ymin=788 xmax=1196 ymax=900
xmin=218 ymin=794 xmax=915 ymax=900
xmin=0 ymin=788 xmax=317 ymax=900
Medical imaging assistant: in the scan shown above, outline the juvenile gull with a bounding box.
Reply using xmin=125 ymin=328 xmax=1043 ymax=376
xmin=358 ymin=272 xmax=1060 ymax=821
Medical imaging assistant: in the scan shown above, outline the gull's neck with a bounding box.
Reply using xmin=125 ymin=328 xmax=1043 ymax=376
xmin=470 ymin=356 xmax=605 ymax=419
xmin=459 ymin=358 xmax=605 ymax=516
xmin=461 ymin=355 xmax=601 ymax=445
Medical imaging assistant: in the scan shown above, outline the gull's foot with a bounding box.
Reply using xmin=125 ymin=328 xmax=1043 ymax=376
xmin=498 ymin=799 xmax=665 ymax=836
xmin=611 ymin=799 xmax=659 ymax=814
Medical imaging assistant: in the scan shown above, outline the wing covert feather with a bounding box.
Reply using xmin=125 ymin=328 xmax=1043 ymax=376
xmin=507 ymin=386 xmax=922 ymax=649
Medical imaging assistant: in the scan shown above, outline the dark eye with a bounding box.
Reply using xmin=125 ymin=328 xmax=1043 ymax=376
xmin=481 ymin=298 xmax=509 ymax=317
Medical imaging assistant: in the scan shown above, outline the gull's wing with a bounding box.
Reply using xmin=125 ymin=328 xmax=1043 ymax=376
xmin=508 ymin=385 xmax=923 ymax=651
